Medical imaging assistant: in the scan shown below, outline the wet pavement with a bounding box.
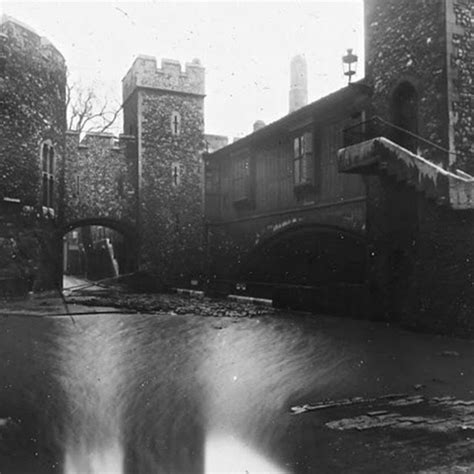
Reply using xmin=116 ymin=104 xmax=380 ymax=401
xmin=1 ymin=292 xmax=474 ymax=473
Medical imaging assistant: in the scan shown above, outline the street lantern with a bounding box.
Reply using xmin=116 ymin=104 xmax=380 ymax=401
xmin=342 ymin=48 xmax=358 ymax=85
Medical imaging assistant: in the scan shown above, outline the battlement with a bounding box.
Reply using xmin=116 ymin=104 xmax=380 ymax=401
xmin=67 ymin=130 xmax=136 ymax=152
xmin=122 ymin=55 xmax=205 ymax=103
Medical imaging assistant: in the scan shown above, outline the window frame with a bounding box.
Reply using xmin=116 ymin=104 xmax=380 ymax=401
xmin=231 ymin=149 xmax=255 ymax=210
xmin=170 ymin=111 xmax=181 ymax=136
xmin=171 ymin=161 xmax=183 ymax=187
xmin=292 ymin=130 xmax=317 ymax=200
xmin=292 ymin=130 xmax=314 ymax=186
xmin=41 ymin=140 xmax=55 ymax=210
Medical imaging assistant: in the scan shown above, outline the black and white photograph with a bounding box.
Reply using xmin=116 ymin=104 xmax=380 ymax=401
xmin=0 ymin=0 xmax=473 ymax=472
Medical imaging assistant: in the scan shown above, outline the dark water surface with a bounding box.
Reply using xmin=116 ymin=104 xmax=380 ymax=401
xmin=1 ymin=307 xmax=474 ymax=473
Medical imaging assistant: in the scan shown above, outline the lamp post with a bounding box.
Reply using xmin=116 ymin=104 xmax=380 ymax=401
xmin=342 ymin=48 xmax=358 ymax=85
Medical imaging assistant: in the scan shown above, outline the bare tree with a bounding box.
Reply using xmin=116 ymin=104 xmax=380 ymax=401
xmin=66 ymin=82 xmax=122 ymax=135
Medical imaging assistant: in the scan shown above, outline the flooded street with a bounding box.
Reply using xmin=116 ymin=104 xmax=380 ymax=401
xmin=2 ymin=302 xmax=474 ymax=473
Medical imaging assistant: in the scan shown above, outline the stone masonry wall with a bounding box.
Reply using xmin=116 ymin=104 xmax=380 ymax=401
xmin=402 ymin=199 xmax=474 ymax=337
xmin=139 ymin=89 xmax=206 ymax=284
xmin=448 ymin=0 xmax=474 ymax=173
xmin=362 ymin=0 xmax=474 ymax=331
xmin=63 ymin=132 xmax=137 ymax=229
xmin=0 ymin=202 xmax=60 ymax=294
xmin=0 ymin=17 xmax=66 ymax=293
xmin=365 ymin=0 xmax=449 ymax=167
xmin=0 ymin=17 xmax=66 ymax=205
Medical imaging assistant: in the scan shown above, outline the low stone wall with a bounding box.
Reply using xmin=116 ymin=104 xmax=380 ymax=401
xmin=0 ymin=201 xmax=57 ymax=296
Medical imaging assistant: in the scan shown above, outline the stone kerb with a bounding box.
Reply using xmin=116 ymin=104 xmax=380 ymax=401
xmin=122 ymin=55 xmax=205 ymax=102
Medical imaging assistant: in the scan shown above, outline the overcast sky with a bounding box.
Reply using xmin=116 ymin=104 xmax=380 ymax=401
xmin=2 ymin=1 xmax=364 ymax=139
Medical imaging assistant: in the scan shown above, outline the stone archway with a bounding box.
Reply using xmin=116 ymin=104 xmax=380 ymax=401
xmin=57 ymin=218 xmax=138 ymax=287
xmin=238 ymin=224 xmax=368 ymax=314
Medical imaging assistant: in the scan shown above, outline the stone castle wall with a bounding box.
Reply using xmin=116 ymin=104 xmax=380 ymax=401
xmin=63 ymin=132 xmax=137 ymax=229
xmin=0 ymin=16 xmax=67 ymax=293
xmin=447 ymin=0 xmax=474 ymax=173
xmin=0 ymin=15 xmax=66 ymax=206
xmin=123 ymin=56 xmax=207 ymax=285
xmin=406 ymin=197 xmax=474 ymax=336
xmin=365 ymin=0 xmax=450 ymax=167
xmin=138 ymin=89 xmax=206 ymax=283
xmin=362 ymin=0 xmax=474 ymax=334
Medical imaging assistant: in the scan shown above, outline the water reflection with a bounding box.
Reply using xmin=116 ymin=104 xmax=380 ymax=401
xmin=64 ymin=442 xmax=123 ymax=474
xmin=3 ymin=306 xmax=464 ymax=472
xmin=52 ymin=312 xmax=351 ymax=473
xmin=205 ymin=432 xmax=287 ymax=473
xmin=58 ymin=317 xmax=127 ymax=474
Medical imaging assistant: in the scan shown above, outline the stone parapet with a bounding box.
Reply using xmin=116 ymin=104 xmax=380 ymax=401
xmin=122 ymin=55 xmax=205 ymax=103
xmin=338 ymin=137 xmax=474 ymax=210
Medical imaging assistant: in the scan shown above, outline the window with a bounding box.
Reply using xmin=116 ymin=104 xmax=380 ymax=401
xmin=41 ymin=141 xmax=55 ymax=208
xmin=293 ymin=131 xmax=314 ymax=186
xmin=171 ymin=112 xmax=181 ymax=136
xmin=391 ymin=82 xmax=418 ymax=153
xmin=231 ymin=151 xmax=254 ymax=209
xmin=171 ymin=162 xmax=183 ymax=187
xmin=233 ymin=157 xmax=250 ymax=201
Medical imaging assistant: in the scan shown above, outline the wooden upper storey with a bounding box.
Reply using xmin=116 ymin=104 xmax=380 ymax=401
xmin=204 ymin=83 xmax=372 ymax=223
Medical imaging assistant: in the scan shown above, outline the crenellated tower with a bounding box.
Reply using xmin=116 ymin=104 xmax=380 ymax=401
xmin=122 ymin=56 xmax=207 ymax=284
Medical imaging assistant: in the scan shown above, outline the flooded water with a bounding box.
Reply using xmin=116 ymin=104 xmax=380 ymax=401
xmin=1 ymin=304 xmax=474 ymax=473
xmin=57 ymin=312 xmax=346 ymax=474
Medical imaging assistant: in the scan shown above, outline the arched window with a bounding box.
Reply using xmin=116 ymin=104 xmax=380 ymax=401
xmin=391 ymin=82 xmax=418 ymax=153
xmin=170 ymin=111 xmax=181 ymax=136
xmin=41 ymin=141 xmax=55 ymax=208
xmin=171 ymin=162 xmax=182 ymax=187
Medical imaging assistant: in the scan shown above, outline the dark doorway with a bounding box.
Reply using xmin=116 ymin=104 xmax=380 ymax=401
xmin=391 ymin=81 xmax=418 ymax=153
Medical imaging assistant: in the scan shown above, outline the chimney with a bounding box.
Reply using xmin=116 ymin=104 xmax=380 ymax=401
xmin=289 ymin=54 xmax=308 ymax=113
xmin=253 ymin=120 xmax=266 ymax=132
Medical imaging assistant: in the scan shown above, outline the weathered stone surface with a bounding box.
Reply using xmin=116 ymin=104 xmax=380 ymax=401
xmin=0 ymin=17 xmax=67 ymax=292
xmin=122 ymin=57 xmax=207 ymax=285
xmin=334 ymin=1 xmax=474 ymax=333
xmin=0 ymin=17 xmax=66 ymax=206
xmin=449 ymin=0 xmax=474 ymax=173
xmin=365 ymin=0 xmax=450 ymax=167
xmin=63 ymin=132 xmax=137 ymax=229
